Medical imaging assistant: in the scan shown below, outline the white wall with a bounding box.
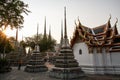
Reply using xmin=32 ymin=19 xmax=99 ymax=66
xmin=72 ymin=42 xmax=120 ymax=74
xmin=111 ymin=52 xmax=120 ymax=66
xmin=73 ymin=42 xmax=93 ymax=66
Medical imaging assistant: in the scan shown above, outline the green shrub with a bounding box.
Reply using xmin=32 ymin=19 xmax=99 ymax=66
xmin=0 ymin=58 xmax=11 ymax=73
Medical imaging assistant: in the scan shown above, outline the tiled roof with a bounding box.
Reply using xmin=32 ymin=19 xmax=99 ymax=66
xmin=71 ymin=18 xmax=120 ymax=52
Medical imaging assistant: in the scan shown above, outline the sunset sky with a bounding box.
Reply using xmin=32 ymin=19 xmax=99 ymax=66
xmin=5 ymin=0 xmax=120 ymax=43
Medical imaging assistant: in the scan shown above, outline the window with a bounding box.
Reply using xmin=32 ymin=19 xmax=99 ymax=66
xmin=79 ymin=49 xmax=82 ymax=55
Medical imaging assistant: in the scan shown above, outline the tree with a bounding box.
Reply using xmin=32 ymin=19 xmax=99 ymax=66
xmin=0 ymin=31 xmax=14 ymax=54
xmin=0 ymin=0 xmax=30 ymax=30
xmin=25 ymin=34 xmax=56 ymax=52
xmin=0 ymin=32 xmax=13 ymax=72
xmin=25 ymin=34 xmax=43 ymax=50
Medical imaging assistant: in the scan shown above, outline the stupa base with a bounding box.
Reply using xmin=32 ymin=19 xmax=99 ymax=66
xmin=49 ymin=67 xmax=85 ymax=79
xmin=24 ymin=65 xmax=48 ymax=72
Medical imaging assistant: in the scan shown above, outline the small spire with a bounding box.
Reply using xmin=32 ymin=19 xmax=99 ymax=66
xmin=37 ymin=23 xmax=39 ymax=42
xmin=34 ymin=23 xmax=40 ymax=52
xmin=43 ymin=16 xmax=47 ymax=39
xmin=48 ymin=25 xmax=51 ymax=40
xmin=22 ymin=35 xmax=23 ymax=41
xmin=16 ymin=28 xmax=18 ymax=42
xmin=15 ymin=28 xmax=19 ymax=48
xmin=60 ymin=20 xmax=63 ymax=46
xmin=61 ymin=20 xmax=63 ymax=40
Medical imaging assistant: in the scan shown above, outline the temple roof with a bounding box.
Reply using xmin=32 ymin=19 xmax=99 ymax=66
xmin=71 ymin=18 xmax=120 ymax=52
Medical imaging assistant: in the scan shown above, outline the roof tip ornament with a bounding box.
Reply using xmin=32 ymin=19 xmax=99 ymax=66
xmin=77 ymin=16 xmax=81 ymax=26
xmin=108 ymin=14 xmax=111 ymax=22
xmin=113 ymin=18 xmax=118 ymax=35
xmin=74 ymin=20 xmax=77 ymax=27
xmin=115 ymin=18 xmax=118 ymax=24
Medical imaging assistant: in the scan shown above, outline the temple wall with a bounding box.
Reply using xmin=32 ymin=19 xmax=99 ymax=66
xmin=110 ymin=52 xmax=120 ymax=65
xmin=72 ymin=42 xmax=95 ymax=74
xmin=110 ymin=52 xmax=120 ymax=74
xmin=106 ymin=52 xmax=112 ymax=66
xmin=73 ymin=42 xmax=93 ymax=66
xmin=72 ymin=42 xmax=120 ymax=74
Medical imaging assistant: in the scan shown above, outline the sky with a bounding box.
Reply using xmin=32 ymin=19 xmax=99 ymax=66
xmin=5 ymin=0 xmax=120 ymax=43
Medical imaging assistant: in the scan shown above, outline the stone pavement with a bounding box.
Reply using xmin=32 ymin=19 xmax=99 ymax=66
xmin=0 ymin=66 xmax=60 ymax=80
xmin=1 ymin=63 xmax=120 ymax=80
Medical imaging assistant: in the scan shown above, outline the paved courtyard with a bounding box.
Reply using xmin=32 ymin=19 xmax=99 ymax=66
xmin=1 ymin=64 xmax=120 ymax=80
xmin=0 ymin=66 xmax=60 ymax=80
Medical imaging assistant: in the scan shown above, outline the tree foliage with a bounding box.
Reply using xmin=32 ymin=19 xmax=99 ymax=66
xmin=24 ymin=34 xmax=56 ymax=52
xmin=0 ymin=0 xmax=30 ymax=30
xmin=0 ymin=31 xmax=14 ymax=53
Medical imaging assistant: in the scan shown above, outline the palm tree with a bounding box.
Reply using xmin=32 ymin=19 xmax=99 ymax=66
xmin=0 ymin=0 xmax=30 ymax=30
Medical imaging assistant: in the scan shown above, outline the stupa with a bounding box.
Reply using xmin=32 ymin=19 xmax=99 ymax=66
xmin=24 ymin=24 xmax=48 ymax=72
xmin=6 ymin=28 xmax=26 ymax=66
xmin=49 ymin=7 xmax=85 ymax=79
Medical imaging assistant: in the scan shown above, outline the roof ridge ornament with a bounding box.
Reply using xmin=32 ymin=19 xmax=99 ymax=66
xmin=78 ymin=17 xmax=81 ymax=26
xmin=113 ymin=18 xmax=118 ymax=28
xmin=107 ymin=14 xmax=111 ymax=28
xmin=74 ymin=20 xmax=77 ymax=26
xmin=108 ymin=14 xmax=111 ymax=21
xmin=115 ymin=18 xmax=118 ymax=24
xmin=113 ymin=18 xmax=118 ymax=35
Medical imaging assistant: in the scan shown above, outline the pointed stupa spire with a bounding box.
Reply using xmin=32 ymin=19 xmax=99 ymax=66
xmin=48 ymin=25 xmax=51 ymax=40
xmin=22 ymin=35 xmax=23 ymax=41
xmin=34 ymin=23 xmax=40 ymax=52
xmin=61 ymin=7 xmax=70 ymax=47
xmin=61 ymin=20 xmax=63 ymax=40
xmin=64 ymin=7 xmax=67 ymax=39
xmin=60 ymin=20 xmax=63 ymax=46
xmin=15 ymin=28 xmax=19 ymax=47
xmin=43 ymin=16 xmax=47 ymax=39
xmin=37 ymin=23 xmax=39 ymax=43
xmin=16 ymin=28 xmax=18 ymax=42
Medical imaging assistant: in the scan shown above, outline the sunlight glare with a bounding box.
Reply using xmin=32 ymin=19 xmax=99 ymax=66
xmin=4 ymin=28 xmax=16 ymax=38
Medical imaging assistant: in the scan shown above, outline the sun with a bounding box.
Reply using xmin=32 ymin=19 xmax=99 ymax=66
xmin=3 ymin=28 xmax=16 ymax=38
xmin=2 ymin=29 xmax=6 ymax=34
